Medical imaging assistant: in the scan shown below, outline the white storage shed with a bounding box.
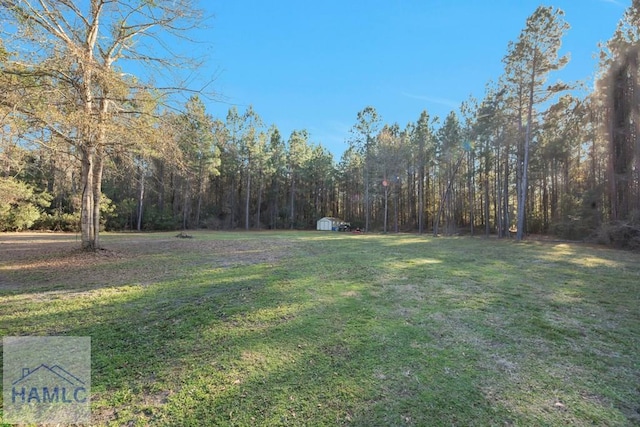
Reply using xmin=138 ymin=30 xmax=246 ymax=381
xmin=316 ymin=217 xmax=341 ymax=231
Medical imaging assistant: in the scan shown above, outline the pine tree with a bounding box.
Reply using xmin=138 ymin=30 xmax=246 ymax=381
xmin=502 ymin=6 xmax=570 ymax=240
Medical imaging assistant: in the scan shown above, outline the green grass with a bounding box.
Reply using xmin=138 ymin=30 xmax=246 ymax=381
xmin=1 ymin=231 xmax=639 ymax=426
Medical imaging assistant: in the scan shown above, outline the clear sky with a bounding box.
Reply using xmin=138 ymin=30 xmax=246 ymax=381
xmin=194 ymin=0 xmax=630 ymax=158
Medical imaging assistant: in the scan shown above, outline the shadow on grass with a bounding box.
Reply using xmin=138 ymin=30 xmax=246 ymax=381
xmin=1 ymin=232 xmax=639 ymax=425
xmin=0 ymin=231 xmax=299 ymax=296
xmin=366 ymin=235 xmax=640 ymax=425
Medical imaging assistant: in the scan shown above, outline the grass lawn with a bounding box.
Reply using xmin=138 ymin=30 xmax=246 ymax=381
xmin=1 ymin=231 xmax=639 ymax=426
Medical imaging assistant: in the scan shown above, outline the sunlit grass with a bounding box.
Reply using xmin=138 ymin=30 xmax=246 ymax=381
xmin=0 ymin=231 xmax=639 ymax=425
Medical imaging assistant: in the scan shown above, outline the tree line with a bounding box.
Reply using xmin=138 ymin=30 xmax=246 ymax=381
xmin=1 ymin=1 xmax=639 ymax=249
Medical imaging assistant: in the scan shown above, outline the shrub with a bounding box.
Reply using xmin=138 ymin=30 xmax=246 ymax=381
xmin=0 ymin=177 xmax=51 ymax=231
xmin=35 ymin=211 xmax=80 ymax=232
xmin=551 ymin=217 xmax=593 ymax=241
xmin=595 ymin=214 xmax=640 ymax=251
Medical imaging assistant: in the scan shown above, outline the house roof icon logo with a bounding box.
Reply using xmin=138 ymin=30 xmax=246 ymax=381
xmin=12 ymin=364 xmax=86 ymax=387
xmin=3 ymin=336 xmax=91 ymax=424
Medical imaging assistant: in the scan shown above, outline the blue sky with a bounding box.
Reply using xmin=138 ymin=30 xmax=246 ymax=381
xmin=194 ymin=0 xmax=629 ymax=157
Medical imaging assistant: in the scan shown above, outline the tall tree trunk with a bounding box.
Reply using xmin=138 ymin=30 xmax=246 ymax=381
xmin=182 ymin=181 xmax=189 ymax=230
xmin=434 ymin=155 xmax=465 ymax=237
xmin=609 ymin=50 xmax=637 ymax=221
xmin=542 ymin=171 xmax=549 ymax=232
xmin=195 ymin=164 xmax=203 ymax=228
xmin=484 ymin=172 xmax=490 ymax=236
xmin=408 ymin=168 xmax=415 ymax=229
xmin=80 ymin=145 xmax=95 ymax=250
xmin=501 ymin=140 xmax=510 ymax=238
xmin=290 ymin=175 xmax=295 ymax=229
xmin=383 ymin=184 xmax=389 ymax=233
xmin=496 ymin=148 xmax=503 ymax=236
xmin=256 ymin=172 xmax=263 ymax=230
xmin=364 ymin=155 xmax=370 ymax=231
xmin=271 ymin=179 xmax=279 ymax=229
xmin=484 ymin=140 xmax=491 ymax=236
xmin=418 ymin=164 xmax=425 ymax=234
xmin=158 ymin=161 xmax=165 ymax=212
xmin=517 ymin=82 xmax=534 ymax=240
xmin=137 ymin=165 xmax=145 ymax=231
xmin=394 ymin=186 xmax=399 ymax=233
xmin=196 ymin=187 xmax=202 ymax=228
xmin=468 ymin=150 xmax=475 ymax=236
xmin=245 ymin=167 xmax=251 ymax=230
xmin=91 ymin=151 xmax=104 ymax=249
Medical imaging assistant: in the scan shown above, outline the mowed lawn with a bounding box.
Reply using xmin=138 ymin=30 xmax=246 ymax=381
xmin=0 ymin=231 xmax=639 ymax=426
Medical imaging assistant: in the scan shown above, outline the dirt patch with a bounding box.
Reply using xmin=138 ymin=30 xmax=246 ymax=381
xmin=0 ymin=232 xmax=296 ymax=291
xmin=340 ymin=290 xmax=360 ymax=298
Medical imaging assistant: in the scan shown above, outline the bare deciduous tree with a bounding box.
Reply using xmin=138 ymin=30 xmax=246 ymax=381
xmin=0 ymin=0 xmax=205 ymax=249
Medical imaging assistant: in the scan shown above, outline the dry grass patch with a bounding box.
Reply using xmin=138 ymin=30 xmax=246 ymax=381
xmin=0 ymin=231 xmax=296 ymax=291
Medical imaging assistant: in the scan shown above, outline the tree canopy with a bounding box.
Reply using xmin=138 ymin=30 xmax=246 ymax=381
xmin=2 ymin=2 xmax=639 ymax=249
